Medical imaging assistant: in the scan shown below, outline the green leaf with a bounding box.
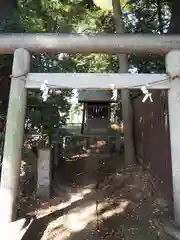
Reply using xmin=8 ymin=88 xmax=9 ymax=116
xmin=93 ymin=0 xmax=129 ymax=11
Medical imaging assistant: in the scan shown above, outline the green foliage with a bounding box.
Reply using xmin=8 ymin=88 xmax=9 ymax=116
xmin=93 ymin=0 xmax=129 ymax=11
xmin=19 ymin=0 xmax=120 ymax=134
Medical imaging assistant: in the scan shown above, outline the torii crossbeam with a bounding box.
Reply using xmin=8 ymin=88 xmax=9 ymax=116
xmin=0 ymin=33 xmax=179 ymax=54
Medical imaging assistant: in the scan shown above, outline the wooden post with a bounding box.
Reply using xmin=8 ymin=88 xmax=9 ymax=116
xmin=112 ymin=0 xmax=135 ymax=163
xmin=166 ymin=50 xmax=180 ymax=225
xmin=0 ymin=48 xmax=30 ymax=223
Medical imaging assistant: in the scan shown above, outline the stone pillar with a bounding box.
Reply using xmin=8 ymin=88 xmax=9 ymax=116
xmin=0 ymin=48 xmax=30 ymax=223
xmin=166 ymin=50 xmax=180 ymax=225
xmin=37 ymin=148 xmax=51 ymax=198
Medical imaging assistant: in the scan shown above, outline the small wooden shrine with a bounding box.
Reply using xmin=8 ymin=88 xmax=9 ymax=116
xmin=78 ymin=90 xmax=117 ymax=136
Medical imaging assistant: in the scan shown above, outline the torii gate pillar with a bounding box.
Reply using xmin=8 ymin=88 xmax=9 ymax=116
xmin=0 ymin=48 xmax=30 ymax=223
xmin=166 ymin=50 xmax=180 ymax=225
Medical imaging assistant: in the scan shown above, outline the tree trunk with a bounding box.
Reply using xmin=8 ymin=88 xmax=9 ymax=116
xmin=0 ymin=0 xmax=17 ymax=19
xmin=112 ymin=0 xmax=135 ymax=164
xmin=169 ymin=0 xmax=180 ymax=34
xmin=157 ymin=0 xmax=163 ymax=33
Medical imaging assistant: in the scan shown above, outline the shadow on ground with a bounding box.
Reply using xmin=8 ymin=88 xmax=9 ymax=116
xmin=20 ymin=141 xmax=173 ymax=240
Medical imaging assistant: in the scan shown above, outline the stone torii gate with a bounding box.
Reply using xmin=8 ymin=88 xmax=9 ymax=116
xmin=0 ymin=34 xmax=180 ymax=228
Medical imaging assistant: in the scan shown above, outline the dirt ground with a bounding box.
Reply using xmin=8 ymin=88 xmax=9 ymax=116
xmin=19 ymin=141 xmax=174 ymax=240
